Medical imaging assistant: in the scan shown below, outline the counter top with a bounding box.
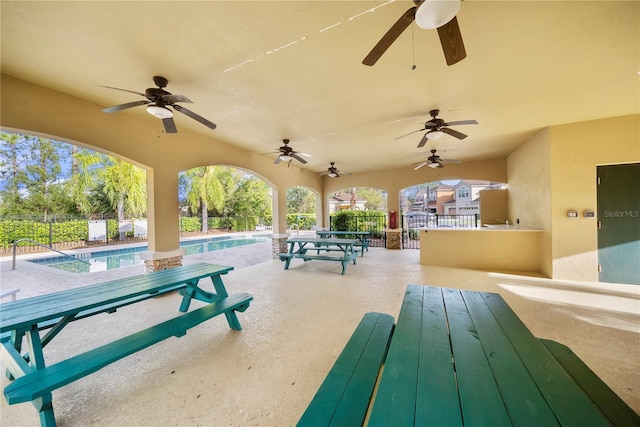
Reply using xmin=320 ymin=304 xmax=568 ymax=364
xmin=421 ymin=225 xmax=542 ymax=232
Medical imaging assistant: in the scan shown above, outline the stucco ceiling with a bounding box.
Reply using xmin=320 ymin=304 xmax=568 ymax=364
xmin=1 ymin=1 xmax=638 ymax=175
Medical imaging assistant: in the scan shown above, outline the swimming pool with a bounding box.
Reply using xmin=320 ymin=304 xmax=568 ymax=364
xmin=28 ymin=234 xmax=271 ymax=273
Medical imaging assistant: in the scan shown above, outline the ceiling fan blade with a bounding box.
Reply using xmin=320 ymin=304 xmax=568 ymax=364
xmin=274 ymin=156 xmax=282 ymax=165
xmin=339 ymin=170 xmax=351 ymax=176
xmin=395 ymin=128 xmax=427 ymax=140
xmin=441 ymin=127 xmax=468 ymax=139
xmin=102 ymin=100 xmax=150 ymax=113
xmin=437 ymin=162 xmax=444 ymax=168
xmin=173 ymin=104 xmax=217 ymax=130
xmin=441 ymin=159 xmax=462 ymax=163
xmin=417 ymin=134 xmax=429 ymax=148
xmin=437 ymin=16 xmax=466 ymax=66
xmin=297 ymin=152 xmax=312 ymax=158
xmin=413 ymin=161 xmax=428 ymax=170
xmin=444 ymin=119 xmax=478 ymax=126
xmin=363 ymin=7 xmax=416 ymax=66
xmin=291 ymin=153 xmax=308 ymax=164
xmin=162 ymin=117 xmax=177 ymax=133
xmin=99 ymin=85 xmax=146 ymax=97
xmin=162 ymin=94 xmax=193 ymax=104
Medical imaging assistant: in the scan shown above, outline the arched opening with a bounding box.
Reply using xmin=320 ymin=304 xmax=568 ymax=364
xmin=286 ymin=185 xmax=318 ymax=232
xmin=327 ymin=187 xmax=388 ymax=248
xmin=179 ymin=165 xmax=272 ymax=235
xmin=400 ymin=179 xmax=508 ymax=248
xmin=0 ymin=130 xmax=149 ymax=255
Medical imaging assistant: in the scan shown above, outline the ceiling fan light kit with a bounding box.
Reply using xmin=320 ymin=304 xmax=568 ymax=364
xmin=427 ymin=130 xmax=444 ymax=140
xmin=146 ymin=105 xmax=173 ymax=119
xmin=319 ymin=162 xmax=350 ymax=178
xmin=428 ymin=161 xmax=441 ymax=168
xmin=415 ymin=0 xmax=461 ymax=30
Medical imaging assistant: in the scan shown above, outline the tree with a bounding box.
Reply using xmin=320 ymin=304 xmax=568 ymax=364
xmin=22 ymin=136 xmax=67 ymax=219
xmin=230 ymin=177 xmax=272 ymax=227
xmin=287 ymin=186 xmax=315 ymax=214
xmin=67 ymin=148 xmax=102 ymax=214
xmin=357 ymin=187 xmax=386 ymax=211
xmin=0 ymin=132 xmax=28 ymax=215
xmin=98 ymin=157 xmax=147 ymax=219
xmin=184 ymin=166 xmax=225 ymax=232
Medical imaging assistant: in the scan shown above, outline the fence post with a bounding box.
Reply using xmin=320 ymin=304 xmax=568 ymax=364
xmin=49 ymin=222 xmax=53 ymax=247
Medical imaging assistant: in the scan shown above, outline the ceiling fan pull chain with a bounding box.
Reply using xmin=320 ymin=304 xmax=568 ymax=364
xmin=411 ymin=23 xmax=417 ymax=70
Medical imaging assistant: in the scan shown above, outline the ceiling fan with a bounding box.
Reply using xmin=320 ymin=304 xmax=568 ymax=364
xmin=100 ymin=75 xmax=217 ymax=134
xmin=270 ymin=139 xmax=311 ymax=165
xmin=362 ymin=0 xmax=466 ymax=66
xmin=396 ymin=109 xmax=478 ymax=148
xmin=319 ymin=162 xmax=351 ymax=178
xmin=413 ymin=149 xmax=461 ymax=169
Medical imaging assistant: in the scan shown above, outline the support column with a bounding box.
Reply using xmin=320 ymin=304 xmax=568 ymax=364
xmin=142 ymin=167 xmax=185 ymax=271
xmin=271 ymin=186 xmax=289 ymax=258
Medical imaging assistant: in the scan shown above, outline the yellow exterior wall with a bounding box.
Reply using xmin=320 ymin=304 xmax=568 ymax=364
xmin=420 ymin=229 xmax=542 ymax=272
xmin=479 ymin=189 xmax=508 ymax=225
xmin=549 ymin=115 xmax=640 ymax=281
xmin=508 ymin=128 xmax=553 ymax=276
xmin=508 ymin=115 xmax=640 ymax=281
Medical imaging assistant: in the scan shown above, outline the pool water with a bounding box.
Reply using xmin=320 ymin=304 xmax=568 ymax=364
xmin=28 ymin=235 xmax=271 ymax=273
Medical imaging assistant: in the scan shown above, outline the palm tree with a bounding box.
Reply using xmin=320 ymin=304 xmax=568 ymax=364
xmin=68 ymin=148 xmax=101 ymax=214
xmin=99 ymin=158 xmax=147 ymax=219
xmin=185 ymin=166 xmax=224 ymax=233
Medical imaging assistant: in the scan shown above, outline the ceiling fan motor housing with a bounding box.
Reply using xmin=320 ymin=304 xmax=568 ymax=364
xmin=145 ymin=87 xmax=171 ymax=102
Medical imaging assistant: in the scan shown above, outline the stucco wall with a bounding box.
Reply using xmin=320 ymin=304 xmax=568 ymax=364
xmin=508 ymin=115 xmax=640 ymax=281
xmin=508 ymin=128 xmax=552 ymax=277
xmin=549 ymin=114 xmax=640 ymax=281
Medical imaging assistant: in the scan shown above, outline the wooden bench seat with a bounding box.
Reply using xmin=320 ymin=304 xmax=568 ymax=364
xmin=278 ymin=251 xmax=357 ymax=275
xmin=541 ymin=339 xmax=640 ymax=426
xmin=3 ymin=292 xmax=252 ymax=405
xmin=297 ymin=312 xmax=394 ymax=427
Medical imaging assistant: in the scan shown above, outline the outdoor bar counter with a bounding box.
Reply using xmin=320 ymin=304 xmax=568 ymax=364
xmin=420 ymin=225 xmax=543 ymax=272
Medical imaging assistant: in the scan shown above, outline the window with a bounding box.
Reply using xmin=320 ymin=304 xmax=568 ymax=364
xmin=457 ymin=187 xmax=470 ymax=198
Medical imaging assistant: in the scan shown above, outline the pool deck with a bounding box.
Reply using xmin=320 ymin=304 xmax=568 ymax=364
xmin=1 ymin=237 xmax=639 ymax=425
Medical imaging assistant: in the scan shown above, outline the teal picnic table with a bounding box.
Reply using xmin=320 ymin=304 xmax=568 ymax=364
xmin=279 ymin=237 xmax=358 ymax=275
xmin=299 ymin=284 xmax=639 ymax=426
xmin=315 ymin=230 xmax=370 ymax=256
xmin=0 ymin=262 xmax=252 ymax=427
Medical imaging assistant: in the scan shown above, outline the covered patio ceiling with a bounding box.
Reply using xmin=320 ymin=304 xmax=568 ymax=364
xmin=1 ymin=1 xmax=638 ymax=174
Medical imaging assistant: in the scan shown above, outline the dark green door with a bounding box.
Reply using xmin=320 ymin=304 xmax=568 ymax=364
xmin=597 ymin=163 xmax=640 ymax=285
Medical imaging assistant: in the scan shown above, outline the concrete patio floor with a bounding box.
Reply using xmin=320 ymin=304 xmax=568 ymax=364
xmin=1 ymin=240 xmax=638 ymax=426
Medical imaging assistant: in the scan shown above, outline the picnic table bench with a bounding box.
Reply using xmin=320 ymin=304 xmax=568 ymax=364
xmin=315 ymin=231 xmax=370 ymax=257
xmin=279 ymin=237 xmax=358 ymax=275
xmin=0 ymin=262 xmax=253 ymax=427
xmin=298 ymin=284 xmax=639 ymax=426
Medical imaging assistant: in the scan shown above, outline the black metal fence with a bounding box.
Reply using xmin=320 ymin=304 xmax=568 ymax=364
xmin=402 ymin=213 xmax=479 ymax=249
xmin=329 ymin=213 xmax=387 ymax=248
xmin=1 ymin=215 xmax=266 ymax=255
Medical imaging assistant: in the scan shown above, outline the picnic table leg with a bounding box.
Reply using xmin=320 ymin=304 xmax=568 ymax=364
xmin=35 ymin=395 xmax=56 ymax=427
xmin=211 ymin=276 xmax=243 ymax=331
